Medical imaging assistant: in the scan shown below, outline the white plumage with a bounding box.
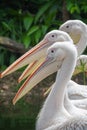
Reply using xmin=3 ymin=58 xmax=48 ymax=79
xmin=36 ymin=41 xmax=87 ymax=130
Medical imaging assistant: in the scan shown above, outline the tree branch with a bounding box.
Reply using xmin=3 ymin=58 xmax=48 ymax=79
xmin=0 ymin=36 xmax=28 ymax=54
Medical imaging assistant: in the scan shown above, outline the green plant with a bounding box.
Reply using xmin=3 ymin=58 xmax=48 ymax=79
xmin=0 ymin=0 xmax=87 ymax=68
xmin=0 ymin=0 xmax=62 ymax=67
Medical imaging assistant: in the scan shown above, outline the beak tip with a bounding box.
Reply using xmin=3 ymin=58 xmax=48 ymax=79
xmin=12 ymin=98 xmax=16 ymax=105
xmin=13 ymin=102 xmax=15 ymax=105
xmin=13 ymin=95 xmax=18 ymax=105
xmin=18 ymin=78 xmax=21 ymax=83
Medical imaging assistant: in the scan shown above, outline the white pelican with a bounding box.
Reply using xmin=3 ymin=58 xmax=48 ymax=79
xmin=59 ymin=20 xmax=87 ymax=56
xmin=14 ymin=41 xmax=87 ymax=130
xmin=71 ymin=98 xmax=87 ymax=110
xmin=31 ymin=42 xmax=87 ymax=130
xmin=36 ymin=41 xmax=78 ymax=129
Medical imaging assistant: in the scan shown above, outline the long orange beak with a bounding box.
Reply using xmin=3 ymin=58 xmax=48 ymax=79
xmin=13 ymin=56 xmax=62 ymax=105
xmin=18 ymin=58 xmax=45 ymax=83
xmin=18 ymin=61 xmax=37 ymax=83
xmin=0 ymin=39 xmax=48 ymax=78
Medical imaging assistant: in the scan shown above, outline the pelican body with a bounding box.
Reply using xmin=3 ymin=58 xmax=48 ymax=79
xmin=35 ymin=42 xmax=87 ymax=130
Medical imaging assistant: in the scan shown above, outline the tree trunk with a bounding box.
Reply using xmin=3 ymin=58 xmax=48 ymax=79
xmin=62 ymin=0 xmax=70 ymax=22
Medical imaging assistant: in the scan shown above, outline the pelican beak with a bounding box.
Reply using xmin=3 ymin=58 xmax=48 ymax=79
xmin=18 ymin=58 xmax=45 ymax=83
xmin=69 ymin=33 xmax=81 ymax=44
xmin=0 ymin=39 xmax=49 ymax=78
xmin=13 ymin=56 xmax=62 ymax=105
xmin=18 ymin=62 xmax=37 ymax=83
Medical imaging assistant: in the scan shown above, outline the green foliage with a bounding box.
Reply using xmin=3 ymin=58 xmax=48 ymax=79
xmin=0 ymin=0 xmax=60 ymax=48
xmin=66 ymin=0 xmax=87 ymax=21
xmin=0 ymin=0 xmax=87 ymax=67
xmin=78 ymin=60 xmax=87 ymax=85
xmin=0 ymin=102 xmax=39 ymax=130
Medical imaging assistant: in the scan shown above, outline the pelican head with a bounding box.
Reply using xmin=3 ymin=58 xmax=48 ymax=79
xmin=0 ymin=30 xmax=72 ymax=78
xmin=59 ymin=20 xmax=85 ymax=44
xmin=59 ymin=20 xmax=87 ymax=56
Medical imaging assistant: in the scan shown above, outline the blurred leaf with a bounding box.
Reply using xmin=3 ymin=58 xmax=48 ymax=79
xmin=22 ymin=35 xmax=31 ymax=48
xmin=0 ymin=65 xmax=7 ymax=71
xmin=45 ymin=8 xmax=57 ymax=25
xmin=2 ymin=22 xmax=11 ymax=31
xmin=34 ymin=1 xmax=54 ymax=23
xmin=67 ymin=2 xmax=73 ymax=11
xmin=81 ymin=5 xmax=87 ymax=13
xmin=10 ymin=55 xmax=16 ymax=64
xmin=23 ymin=16 xmax=33 ymax=31
xmin=35 ymin=29 xmax=42 ymax=43
xmin=41 ymin=25 xmax=48 ymax=35
xmin=27 ymin=26 xmax=39 ymax=36
xmin=0 ymin=52 xmax=4 ymax=65
xmin=71 ymin=5 xmax=80 ymax=14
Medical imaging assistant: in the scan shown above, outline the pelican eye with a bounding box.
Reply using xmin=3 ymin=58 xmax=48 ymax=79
xmin=51 ymin=34 xmax=55 ymax=37
xmin=66 ymin=25 xmax=69 ymax=28
xmin=51 ymin=50 xmax=54 ymax=53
